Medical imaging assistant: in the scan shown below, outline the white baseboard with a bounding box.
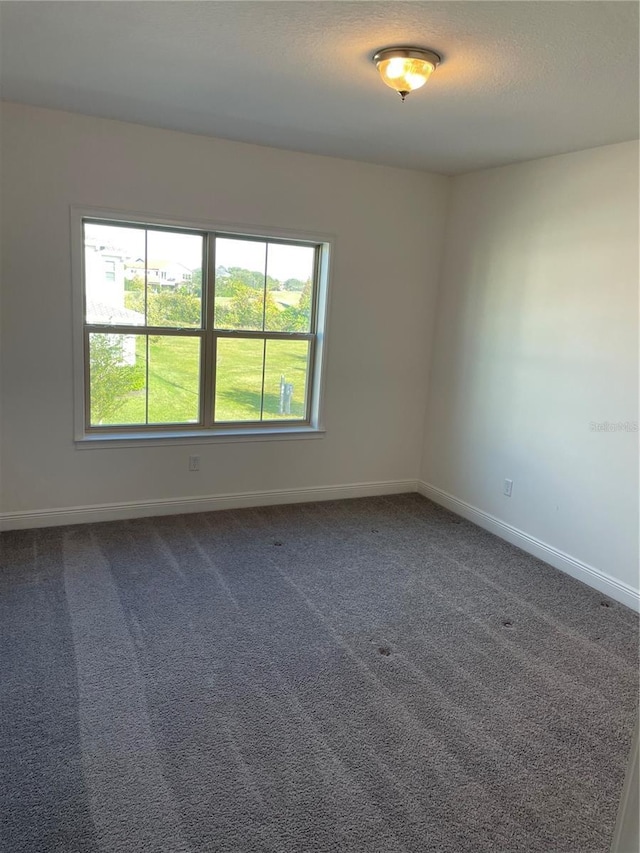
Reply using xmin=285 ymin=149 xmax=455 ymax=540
xmin=0 ymin=479 xmax=417 ymax=532
xmin=417 ymin=481 xmax=640 ymax=613
xmin=4 ymin=478 xmax=637 ymax=613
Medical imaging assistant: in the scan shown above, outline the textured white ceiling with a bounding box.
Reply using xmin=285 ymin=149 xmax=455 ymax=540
xmin=0 ymin=1 xmax=638 ymax=174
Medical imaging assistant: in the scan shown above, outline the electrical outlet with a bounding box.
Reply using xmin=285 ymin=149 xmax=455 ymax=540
xmin=503 ymin=478 xmax=513 ymax=497
xmin=188 ymin=455 xmax=200 ymax=472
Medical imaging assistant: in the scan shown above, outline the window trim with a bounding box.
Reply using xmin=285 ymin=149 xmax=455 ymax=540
xmin=71 ymin=206 xmax=333 ymax=445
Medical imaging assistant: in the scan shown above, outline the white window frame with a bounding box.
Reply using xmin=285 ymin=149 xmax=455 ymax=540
xmin=71 ymin=207 xmax=332 ymax=447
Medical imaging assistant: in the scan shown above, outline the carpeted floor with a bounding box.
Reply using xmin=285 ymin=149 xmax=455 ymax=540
xmin=1 ymin=494 xmax=638 ymax=853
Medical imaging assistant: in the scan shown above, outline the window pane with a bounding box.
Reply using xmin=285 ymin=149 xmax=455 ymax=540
xmin=85 ymin=223 xmax=145 ymax=326
xmin=214 ymin=238 xmax=266 ymax=331
xmin=215 ymin=338 xmax=264 ymax=422
xmin=262 ymin=339 xmax=310 ymax=421
xmin=148 ymin=336 xmax=201 ymax=424
xmin=146 ymin=230 xmax=203 ymax=328
xmin=265 ymin=243 xmax=315 ymax=333
xmin=89 ymin=333 xmax=146 ymax=426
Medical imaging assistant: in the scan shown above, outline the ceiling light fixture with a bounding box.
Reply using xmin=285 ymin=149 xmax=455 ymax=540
xmin=372 ymin=46 xmax=441 ymax=102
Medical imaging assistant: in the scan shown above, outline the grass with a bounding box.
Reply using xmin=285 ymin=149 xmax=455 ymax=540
xmin=215 ymin=338 xmax=308 ymax=422
xmin=94 ymin=335 xmax=308 ymax=426
xmin=269 ymin=290 xmax=302 ymax=309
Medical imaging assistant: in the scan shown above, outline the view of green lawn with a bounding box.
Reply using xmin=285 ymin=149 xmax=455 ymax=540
xmin=270 ymin=290 xmax=302 ymax=309
xmin=215 ymin=338 xmax=308 ymax=422
xmin=90 ymin=334 xmax=308 ymax=426
xmin=90 ymin=254 xmax=313 ymax=427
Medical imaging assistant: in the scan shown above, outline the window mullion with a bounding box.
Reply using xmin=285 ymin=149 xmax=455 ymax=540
xmin=262 ymin=243 xmax=268 ymax=333
xmin=144 ymin=229 xmax=148 ymax=329
xmin=85 ymin=325 xmax=201 ymax=336
xmin=213 ymin=330 xmax=313 ymax=341
xmin=304 ymin=334 xmax=316 ymax=423
xmin=259 ymin=338 xmax=267 ymax=422
xmin=84 ymin=327 xmax=91 ymax=430
xmin=202 ymin=232 xmax=217 ymax=428
xmin=310 ymin=245 xmax=321 ymax=331
xmin=145 ymin=335 xmax=149 ymax=425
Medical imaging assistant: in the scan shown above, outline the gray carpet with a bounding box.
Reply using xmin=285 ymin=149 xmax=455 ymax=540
xmin=1 ymin=494 xmax=638 ymax=853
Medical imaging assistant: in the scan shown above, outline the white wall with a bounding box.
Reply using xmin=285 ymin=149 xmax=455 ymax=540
xmin=2 ymin=104 xmax=637 ymax=609
xmin=421 ymin=141 xmax=639 ymax=599
xmin=0 ymin=102 xmax=449 ymax=520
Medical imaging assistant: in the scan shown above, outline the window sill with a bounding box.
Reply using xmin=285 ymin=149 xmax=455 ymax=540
xmin=75 ymin=426 xmax=325 ymax=449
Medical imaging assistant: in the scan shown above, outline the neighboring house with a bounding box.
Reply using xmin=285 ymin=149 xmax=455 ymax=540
xmin=84 ymin=236 xmax=127 ymax=307
xmin=85 ymin=237 xmax=144 ymax=366
xmin=124 ymin=259 xmax=193 ymax=287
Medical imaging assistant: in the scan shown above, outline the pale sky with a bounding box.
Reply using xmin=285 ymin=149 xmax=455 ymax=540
xmin=216 ymin=238 xmax=314 ymax=283
xmin=86 ymin=222 xmax=314 ymax=283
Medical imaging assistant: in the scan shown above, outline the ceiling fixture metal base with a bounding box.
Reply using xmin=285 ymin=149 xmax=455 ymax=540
xmin=372 ymin=47 xmax=441 ymax=68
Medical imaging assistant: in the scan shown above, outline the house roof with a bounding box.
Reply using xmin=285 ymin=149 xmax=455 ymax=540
xmin=126 ymin=260 xmax=193 ymax=272
xmin=86 ymin=301 xmax=145 ymax=327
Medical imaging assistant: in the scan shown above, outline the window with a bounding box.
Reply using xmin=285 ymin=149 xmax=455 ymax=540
xmin=76 ymin=213 xmax=330 ymax=441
